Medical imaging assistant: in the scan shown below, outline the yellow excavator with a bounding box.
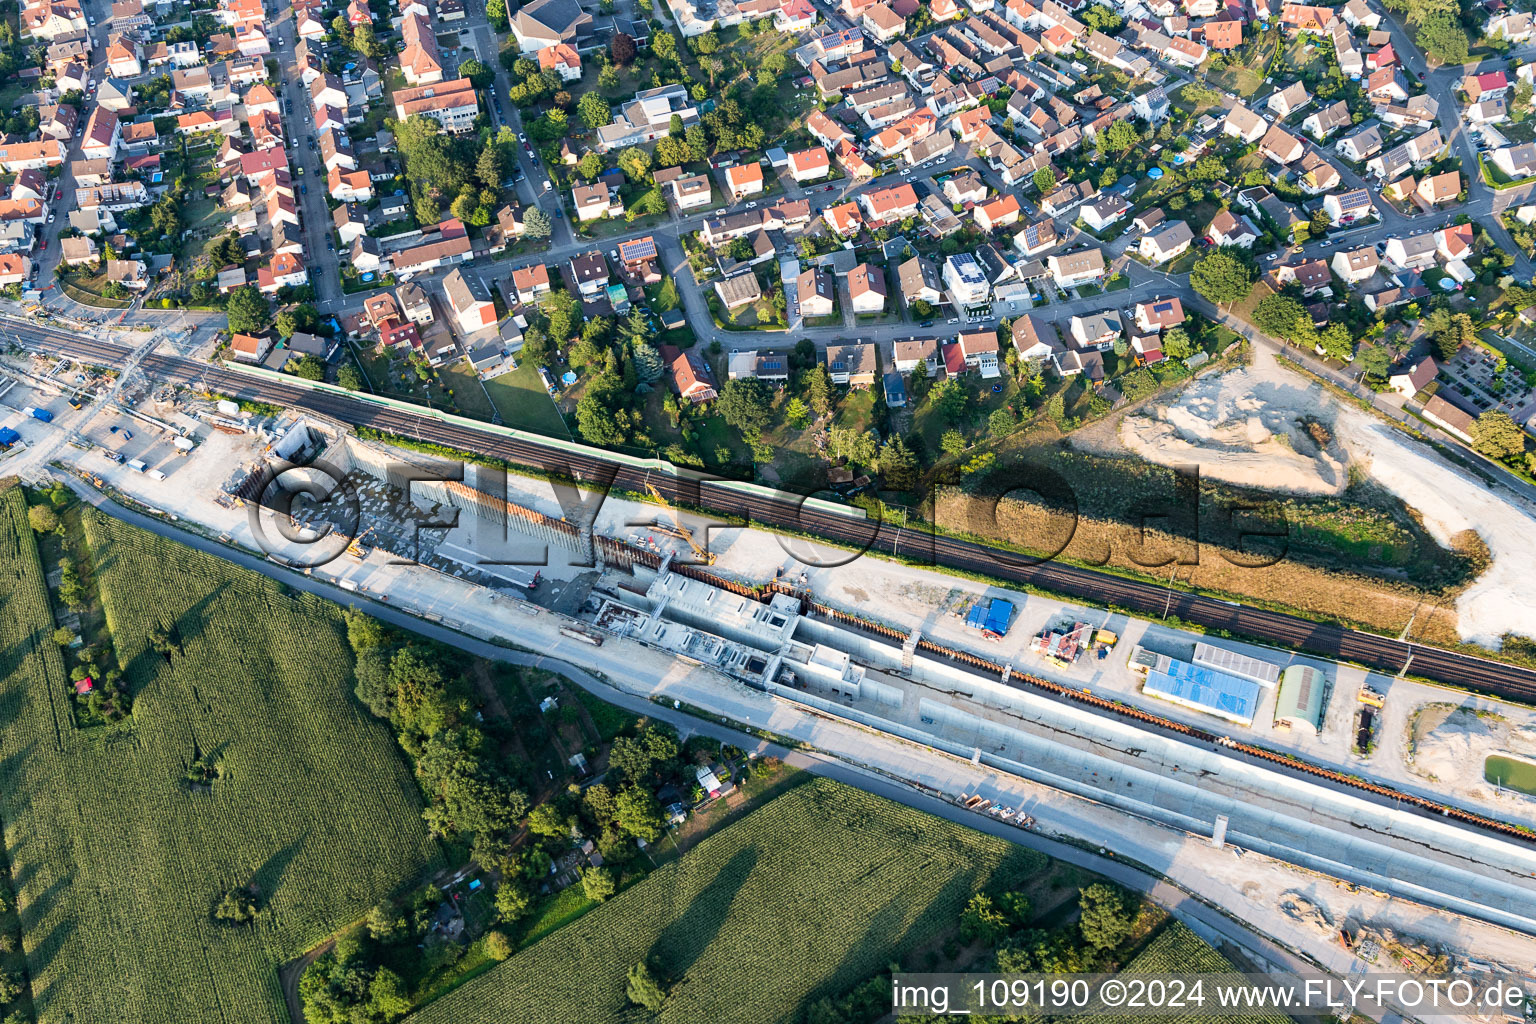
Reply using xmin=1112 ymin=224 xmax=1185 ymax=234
xmin=644 ymin=481 xmax=715 ymax=564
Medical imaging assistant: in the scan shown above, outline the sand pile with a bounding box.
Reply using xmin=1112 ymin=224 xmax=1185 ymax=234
xmin=1119 ymin=359 xmax=1351 ymax=496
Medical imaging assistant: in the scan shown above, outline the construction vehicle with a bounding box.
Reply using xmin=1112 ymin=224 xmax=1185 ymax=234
xmin=347 ymin=528 xmax=375 ymax=560
xmin=1357 ymin=684 xmax=1384 ymax=708
xmin=644 ymin=480 xmax=715 ymax=564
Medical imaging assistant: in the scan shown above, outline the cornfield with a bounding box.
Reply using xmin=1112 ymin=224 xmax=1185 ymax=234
xmin=409 ymin=777 xmax=1046 ymax=1024
xmin=0 ymin=488 xmax=443 ymax=1024
xmin=1100 ymin=921 xmax=1292 ymax=1024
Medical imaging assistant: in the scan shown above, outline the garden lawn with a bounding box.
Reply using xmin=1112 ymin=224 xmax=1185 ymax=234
xmin=482 ymin=360 xmax=570 ymax=437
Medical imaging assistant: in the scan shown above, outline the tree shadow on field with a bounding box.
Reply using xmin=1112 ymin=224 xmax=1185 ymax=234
xmin=26 ymin=902 xmax=77 ymax=979
xmin=250 ymin=834 xmax=308 ymax=907
xmin=801 ymin=863 xmax=983 ymax=1012
xmin=649 ymin=844 xmax=759 ymax=982
xmin=119 ymin=586 xmax=229 ymax=700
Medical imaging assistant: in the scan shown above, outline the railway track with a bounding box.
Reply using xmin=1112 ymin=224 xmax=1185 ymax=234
xmin=37 ymin=329 xmax=1536 ymax=705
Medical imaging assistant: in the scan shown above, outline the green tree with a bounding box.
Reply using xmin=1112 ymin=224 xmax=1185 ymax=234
xmin=785 ymin=397 xmax=810 ymax=428
xmin=337 ymin=364 xmax=365 ymax=390
xmin=485 ymin=930 xmax=513 ymax=960
xmin=1471 ymin=410 xmax=1527 ymax=461
xmin=1079 ymin=3 xmax=1123 ymax=31
xmin=577 ymin=151 xmax=604 ymax=180
xmin=930 ymin=378 xmax=967 ymax=422
xmin=225 ymin=286 xmax=271 ymax=334
xmin=716 ymin=377 xmax=773 ymax=433
xmin=150 ymin=194 xmax=181 ymax=238
xmin=495 ymin=880 xmax=532 ymax=921
xmin=879 ymin=435 xmax=918 ymax=489
xmin=1162 ymin=327 xmax=1193 ymax=359
xmin=458 ymin=58 xmax=493 ymax=88
xmin=27 ymin=504 xmax=59 ymax=534
xmin=804 ymin=365 xmax=833 ymax=416
xmin=1032 ymin=166 xmax=1056 ymax=194
xmin=1357 ymin=344 xmax=1392 ymax=380
xmin=524 ymin=206 xmax=552 ymax=239
xmin=289 ymin=355 xmax=326 ymax=381
xmin=1189 ymin=248 xmax=1253 ymax=307
xmin=582 ymin=866 xmax=617 ymax=901
xmin=614 ymin=785 xmax=665 ymax=841
xmin=579 ymin=92 xmax=611 ymax=129
xmin=827 ymin=426 xmax=878 ymax=467
xmin=988 ymin=406 xmax=1015 ymax=436
xmin=627 ymin=960 xmax=669 ymax=1011
xmin=940 ymin=429 xmax=966 ymax=456
xmin=365 ymin=903 xmax=405 ymax=941
xmin=527 ymin=802 xmax=576 ymax=838
xmin=959 ymin=892 xmax=1011 ymax=945
xmin=1078 ymin=882 xmax=1136 ymax=950
xmin=617 ymin=146 xmax=652 ymax=183
xmin=486 ymin=0 xmax=508 ymax=28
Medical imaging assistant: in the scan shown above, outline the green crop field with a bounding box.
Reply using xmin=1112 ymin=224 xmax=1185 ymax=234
xmin=1105 ymin=921 xmax=1292 ymax=1024
xmin=407 ymin=777 xmax=1045 ymax=1024
xmin=0 ymin=488 xmax=444 ymax=1024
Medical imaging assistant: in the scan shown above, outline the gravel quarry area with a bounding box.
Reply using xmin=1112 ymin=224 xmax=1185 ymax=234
xmin=1119 ymin=351 xmax=1353 ymax=496
xmin=1109 ymin=347 xmax=1536 ymax=647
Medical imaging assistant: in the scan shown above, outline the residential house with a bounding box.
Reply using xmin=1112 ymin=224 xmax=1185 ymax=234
xmin=397 ymin=281 xmax=435 ymax=323
xmin=1417 ymin=170 xmax=1462 ymax=206
xmin=1011 ymin=313 xmax=1061 ymax=363
xmin=1388 ymin=356 xmax=1438 ymax=397
xmin=797 ymin=267 xmax=836 ymax=317
xmin=825 ymin=342 xmax=879 ymax=386
xmin=787 ymin=147 xmax=831 ymax=182
xmin=569 ymin=251 xmax=611 ymax=298
xmin=1331 ymin=246 xmax=1379 ymax=284
xmin=1070 ymin=311 xmax=1122 ymax=350
xmin=1301 ymin=99 xmax=1351 ymax=140
xmin=444 ymin=267 xmax=498 ymax=335
xmin=392 ymin=78 xmax=479 ymax=133
xmin=847 ymin=262 xmax=888 ymax=313
xmin=537 ymin=42 xmax=582 ymax=81
xmin=1134 ymin=297 xmax=1185 ymax=333
xmin=1207 ymin=208 xmax=1258 ymax=248
xmin=1080 ymin=193 xmax=1129 ymax=231
xmin=955 ymin=329 xmax=1000 ymax=377
xmin=572 ymin=182 xmax=622 ymax=221
xmin=974 ymin=194 xmax=1022 ymax=231
xmin=511 ymin=263 xmax=553 ymax=304
xmin=1267 ymin=81 xmax=1310 ymax=118
xmin=725 ymin=162 xmax=765 ymax=198
xmin=228 ymin=332 xmax=274 ymax=363
xmin=1259 ymin=123 xmax=1304 ymax=165
xmin=1138 ymin=220 xmax=1194 ymax=263
xmin=257 ymin=252 xmax=307 ymax=294
xmin=1322 ymin=188 xmax=1374 ymax=225
xmin=664 ymin=345 xmax=718 ymax=403
xmin=715 ymin=269 xmax=763 ymax=310
xmin=1224 ymin=104 xmax=1268 ymax=143
xmin=1047 ymin=247 xmax=1106 ymax=288
xmin=1382 ymin=232 xmax=1438 ymax=270
xmin=1337 ymin=124 xmax=1383 ymax=162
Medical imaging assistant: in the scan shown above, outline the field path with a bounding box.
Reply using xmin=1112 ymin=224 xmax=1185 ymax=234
xmin=279 ymin=940 xmax=334 ymax=1024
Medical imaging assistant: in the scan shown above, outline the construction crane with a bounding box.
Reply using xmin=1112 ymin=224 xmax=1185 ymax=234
xmin=644 ymin=479 xmax=715 ymax=565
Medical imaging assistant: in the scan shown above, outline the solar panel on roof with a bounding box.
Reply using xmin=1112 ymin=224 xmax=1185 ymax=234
xmin=620 ymin=237 xmax=657 ymax=260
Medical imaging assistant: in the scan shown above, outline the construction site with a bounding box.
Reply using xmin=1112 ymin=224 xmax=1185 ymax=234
xmin=14 ymin=389 xmax=1536 ymax=982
